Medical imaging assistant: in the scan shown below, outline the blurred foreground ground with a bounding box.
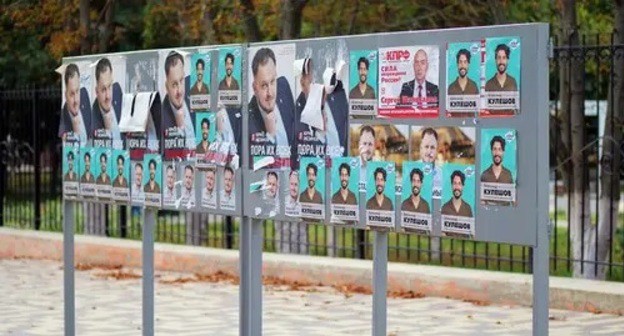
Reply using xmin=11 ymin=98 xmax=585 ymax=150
xmin=0 ymin=258 xmax=623 ymax=336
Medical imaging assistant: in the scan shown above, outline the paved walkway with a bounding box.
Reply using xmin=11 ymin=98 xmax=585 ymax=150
xmin=1 ymin=259 xmax=623 ymax=335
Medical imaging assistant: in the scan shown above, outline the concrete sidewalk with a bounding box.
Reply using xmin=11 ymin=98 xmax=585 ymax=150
xmin=1 ymin=258 xmax=624 ymax=335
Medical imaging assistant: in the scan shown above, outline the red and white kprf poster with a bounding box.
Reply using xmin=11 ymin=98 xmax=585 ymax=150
xmin=378 ymin=46 xmax=439 ymax=118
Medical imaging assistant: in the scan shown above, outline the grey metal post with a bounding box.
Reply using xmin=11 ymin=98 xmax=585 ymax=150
xmin=533 ymin=23 xmax=550 ymax=336
xmin=143 ymin=208 xmax=156 ymax=336
xmin=240 ymin=217 xmax=263 ymax=336
xmin=372 ymin=231 xmax=388 ymax=336
xmin=63 ymin=200 xmax=75 ymax=336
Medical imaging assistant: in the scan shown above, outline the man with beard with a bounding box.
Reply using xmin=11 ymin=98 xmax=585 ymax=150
xmin=417 ymin=127 xmax=442 ymax=197
xmin=164 ymin=165 xmax=176 ymax=202
xmin=285 ymin=170 xmax=299 ymax=211
xmin=349 ymin=57 xmax=375 ymax=99
xmin=143 ymin=159 xmax=161 ymax=193
xmin=96 ymin=153 xmax=110 ymax=185
xmin=358 ymin=125 xmax=375 ymax=177
xmin=401 ymin=168 xmax=430 ymax=213
xmin=182 ymin=165 xmax=195 ymax=205
xmin=485 ymin=44 xmax=518 ymax=92
xmin=399 ymin=49 xmax=439 ymax=108
xmin=299 ymin=163 xmax=323 ymax=204
xmin=218 ymin=53 xmax=240 ymax=90
xmin=447 ymin=49 xmax=479 ymax=95
xmin=64 ymin=151 xmax=77 ymax=182
xmin=441 ymin=170 xmax=473 ymax=217
xmin=112 ymin=155 xmax=128 ymax=187
xmin=92 ymin=58 xmax=122 ymax=148
xmin=162 ymin=51 xmax=195 ymax=149
xmin=220 ymin=166 xmax=235 ymax=208
xmin=196 ymin=118 xmax=211 ymax=154
xmin=366 ymin=167 xmax=393 ymax=211
xmin=481 ymin=135 xmax=514 ymax=184
xmin=202 ymin=167 xmax=216 ymax=206
xmin=80 ymin=152 xmax=94 ymax=183
xmin=190 ymin=58 xmax=209 ymax=96
xmin=331 ymin=163 xmax=357 ymax=205
xmin=132 ymin=163 xmax=143 ymax=198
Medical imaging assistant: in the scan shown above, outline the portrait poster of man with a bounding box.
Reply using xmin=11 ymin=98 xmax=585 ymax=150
xmin=62 ymin=142 xmax=80 ymax=199
xmin=481 ymin=36 xmax=521 ymax=117
xmin=159 ymin=50 xmax=195 ymax=158
xmin=248 ymin=170 xmax=281 ymax=218
xmin=58 ymin=61 xmax=92 ymax=144
xmin=349 ymin=50 xmax=377 ymax=116
xmin=112 ymin=149 xmax=130 ymax=203
xmin=142 ymin=154 xmax=162 ymax=208
xmin=247 ymin=44 xmax=296 ymax=170
xmin=131 ymin=160 xmax=145 ymax=206
xmin=218 ymin=47 xmax=242 ymax=106
xmin=378 ymin=46 xmax=439 ymax=118
xmin=330 ymin=156 xmax=359 ymax=224
xmin=400 ymin=161 xmax=433 ymax=234
xmin=409 ymin=126 xmax=476 ymax=199
xmin=298 ymin=157 xmax=325 ymax=220
xmin=178 ymin=161 xmax=196 ymax=209
xmin=194 ymin=112 xmax=216 ymax=165
xmin=446 ymin=42 xmax=480 ymax=117
xmin=207 ymin=106 xmax=242 ymax=168
xmin=199 ymin=166 xmax=217 ymax=210
xmin=90 ymin=56 xmax=125 ymax=149
xmin=94 ymin=147 xmax=112 ymax=200
xmin=480 ymin=128 xmax=517 ymax=205
xmin=440 ymin=163 xmax=476 ymax=238
xmin=365 ymin=161 xmax=396 ymax=229
xmin=162 ymin=163 xmax=178 ymax=208
xmin=219 ymin=165 xmax=236 ymax=211
xmin=189 ymin=51 xmax=211 ymax=112
xmin=284 ymin=170 xmax=301 ymax=217
xmin=79 ymin=147 xmax=97 ymax=198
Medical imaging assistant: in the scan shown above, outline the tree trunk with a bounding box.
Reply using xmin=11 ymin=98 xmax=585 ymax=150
xmin=486 ymin=0 xmax=506 ymax=24
xmin=596 ymin=0 xmax=624 ymax=279
xmin=200 ymin=0 xmax=217 ymax=45
xmin=280 ymin=0 xmax=307 ymax=40
xmin=239 ymin=0 xmax=263 ymax=42
xmin=558 ymin=0 xmax=593 ymax=279
xmin=99 ymin=0 xmax=115 ymax=53
xmin=80 ymin=0 xmax=90 ymax=54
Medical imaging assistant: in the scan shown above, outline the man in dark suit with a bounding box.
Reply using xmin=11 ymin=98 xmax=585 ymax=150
xmin=91 ymin=58 xmax=123 ymax=148
xmin=162 ymin=51 xmax=195 ymax=149
xmin=399 ymin=49 xmax=439 ymax=108
xmin=248 ymin=47 xmax=295 ymax=168
xmin=59 ymin=63 xmax=91 ymax=142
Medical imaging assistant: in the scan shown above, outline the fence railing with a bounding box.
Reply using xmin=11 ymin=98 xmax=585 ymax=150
xmin=1 ymin=33 xmax=623 ymax=281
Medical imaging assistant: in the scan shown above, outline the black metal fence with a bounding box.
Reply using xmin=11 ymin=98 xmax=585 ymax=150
xmin=1 ymin=33 xmax=623 ymax=281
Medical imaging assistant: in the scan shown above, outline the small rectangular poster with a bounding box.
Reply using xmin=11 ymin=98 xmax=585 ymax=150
xmin=217 ymin=47 xmax=242 ymax=106
xmin=330 ymin=156 xmax=359 ymax=223
xmin=143 ymin=154 xmax=162 ymax=208
xmin=480 ymin=128 xmax=517 ymax=205
xmin=446 ymin=42 xmax=480 ymax=117
xmin=365 ymin=161 xmax=396 ymax=229
xmin=189 ymin=51 xmax=211 ymax=112
xmin=298 ymin=156 xmax=325 ymax=220
xmin=480 ymin=36 xmax=521 ymax=117
xmin=440 ymin=163 xmax=476 ymax=238
xmin=400 ymin=161 xmax=433 ymax=234
xmin=349 ymin=50 xmax=378 ymax=116
xmin=79 ymin=146 xmax=97 ymax=198
xmin=94 ymin=147 xmax=112 ymax=200
xmin=111 ymin=149 xmax=130 ymax=203
xmin=62 ymin=137 xmax=80 ymax=200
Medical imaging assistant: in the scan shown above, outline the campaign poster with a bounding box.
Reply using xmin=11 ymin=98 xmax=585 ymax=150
xmin=189 ymin=51 xmax=211 ymax=112
xmin=480 ymin=36 xmax=521 ymax=117
xmin=142 ymin=154 xmax=162 ymax=208
xmin=409 ymin=126 xmax=476 ymax=199
xmin=217 ymin=47 xmax=242 ymax=106
xmin=178 ymin=161 xmax=196 ymax=210
xmin=194 ymin=111 xmax=216 ymax=165
xmin=159 ymin=50 xmax=195 ymax=160
xmin=446 ymin=42 xmax=480 ymax=117
xmin=248 ymin=170 xmax=281 ymax=218
xmin=284 ymin=169 xmax=301 ymax=218
xmin=131 ymin=159 xmax=145 ymax=206
xmin=90 ymin=56 xmax=126 ymax=149
xmin=298 ymin=156 xmax=325 ymax=220
xmin=219 ymin=165 xmax=236 ymax=211
xmin=58 ymin=61 xmax=92 ymax=144
xmin=79 ymin=146 xmax=97 ymax=198
xmin=440 ymin=163 xmax=476 ymax=238
xmin=62 ymin=138 xmax=80 ymax=200
xmin=400 ymin=161 xmax=433 ymax=234
xmin=480 ymin=128 xmax=517 ymax=205
xmin=349 ymin=50 xmax=378 ymax=116
xmin=206 ymin=105 xmax=242 ymax=168
xmin=378 ymin=46 xmax=439 ymax=118
xmin=365 ymin=161 xmax=396 ymax=229
xmin=247 ymin=43 xmax=296 ymax=170
xmin=111 ymin=149 xmax=131 ymax=203
xmin=330 ymin=156 xmax=359 ymax=224
xmin=199 ymin=165 xmax=217 ymax=210
xmin=94 ymin=147 xmax=112 ymax=200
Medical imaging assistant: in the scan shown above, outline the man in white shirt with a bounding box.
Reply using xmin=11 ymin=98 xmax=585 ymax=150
xmin=93 ymin=58 xmax=122 ymax=149
xmin=220 ymin=166 xmax=235 ymax=209
xmin=182 ymin=165 xmax=195 ymax=207
xmin=201 ymin=167 xmax=216 ymax=208
xmin=163 ymin=51 xmax=195 ymax=150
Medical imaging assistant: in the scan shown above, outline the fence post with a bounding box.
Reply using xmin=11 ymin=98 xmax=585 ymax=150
xmin=225 ymin=215 xmax=233 ymax=249
xmin=33 ymin=86 xmax=41 ymax=231
xmin=119 ymin=205 xmax=127 ymax=238
xmin=0 ymin=89 xmax=5 ymax=227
